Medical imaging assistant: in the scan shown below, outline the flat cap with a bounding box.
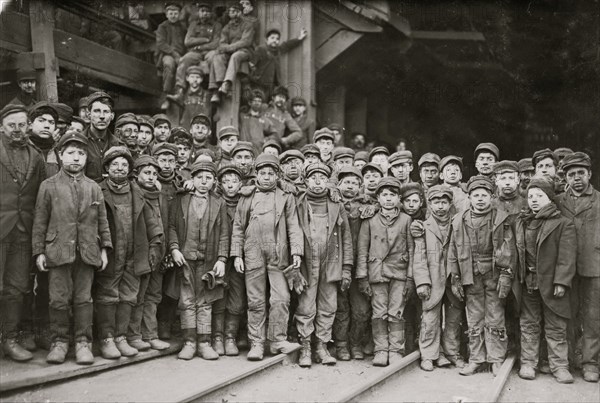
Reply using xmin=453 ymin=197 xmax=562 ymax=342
xmin=532 ymin=148 xmax=558 ymax=167
xmin=388 ymin=150 xmax=413 ymax=166
xmin=249 ymin=88 xmax=266 ymax=101
xmin=301 ymin=143 xmax=320 ymax=156
xmin=51 ymin=103 xmax=73 ymax=123
xmin=527 ymin=176 xmax=555 ymax=200
xmin=115 ymin=113 xmax=139 ymax=128
xmin=168 ymin=127 xmax=192 ymax=144
xmin=290 ymin=97 xmax=306 ymax=106
xmin=561 ymin=152 xmax=592 ymax=172
xmin=262 ymin=138 xmax=282 ymax=153
xmin=332 ymin=147 xmax=355 ymax=160
xmin=103 ymin=145 xmax=134 ymax=171
xmin=78 ymin=96 xmax=89 ymax=109
xmin=16 ymin=68 xmax=36 ymax=81
xmin=272 ymin=85 xmax=289 ymax=99
xmin=327 ymin=123 xmax=344 ymax=132
xmin=474 ymin=142 xmax=499 ymax=160
xmin=427 ymin=184 xmax=454 ymax=201
xmin=217 ymin=164 xmax=243 ymax=179
xmin=375 ymin=176 xmax=402 ymax=194
xmin=28 ymin=101 xmax=58 ymax=122
xmin=305 ymin=162 xmax=332 ymax=178
xmin=194 ymin=148 xmax=216 ymax=162
xmin=186 ymin=65 xmax=203 ymax=76
xmin=440 ymin=155 xmax=463 ymax=171
xmin=492 ymin=160 xmax=519 ymax=174
xmin=165 ymin=2 xmax=183 ymax=10
xmin=313 ymin=127 xmax=335 ymax=143
xmin=0 ymin=104 xmax=28 ymax=121
xmin=191 ymin=113 xmax=211 ymax=127
xmin=369 ymin=146 xmax=390 ymax=161
xmin=354 ymin=151 xmax=369 ymax=163
xmin=227 ymin=2 xmax=242 ymax=11
xmin=56 ymin=130 xmax=88 ymax=150
xmin=152 ymin=142 xmax=178 ymax=157
xmin=418 ymin=152 xmax=441 ymax=168
xmin=338 ymin=166 xmax=363 ymax=181
xmin=134 ymin=155 xmax=160 ymax=171
xmin=232 ymin=141 xmax=255 ymax=157
xmin=151 ymin=113 xmax=171 ymax=127
xmin=87 ymin=91 xmax=114 ymax=109
xmin=254 ymin=153 xmax=280 ymax=171
xmin=218 ymin=125 xmax=239 ymax=140
xmin=466 ymin=175 xmax=494 ymax=194
xmin=554 ymin=147 xmax=574 ymax=158
xmin=137 ymin=116 xmax=154 ymax=130
xmin=517 ymin=158 xmax=534 ymax=172
xmin=361 ymin=162 xmax=384 ymax=177
xmin=401 ymin=182 xmax=423 ymax=199
xmin=279 ymin=149 xmax=305 ymax=164
xmin=190 ymin=161 xmax=216 ymax=177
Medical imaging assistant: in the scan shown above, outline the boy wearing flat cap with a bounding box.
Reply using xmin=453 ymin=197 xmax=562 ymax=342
xmin=279 ymin=150 xmax=306 ymax=194
xmin=291 ymin=97 xmax=315 ymax=149
xmin=189 ymin=114 xmax=216 ymax=161
xmin=151 ymin=114 xmax=172 ymax=149
xmin=294 ymin=162 xmax=353 ymax=367
xmin=32 ymin=131 xmax=112 ymax=365
xmin=356 ymin=177 xmax=414 ymax=367
xmin=156 ymin=2 xmax=186 ymax=98
xmin=413 ymin=185 xmax=458 ymax=371
xmin=556 ymin=152 xmax=600 ymax=383
xmin=389 ymin=151 xmax=413 ymax=185
xmin=314 ymin=128 xmax=335 ymax=165
xmin=9 ymin=69 xmax=37 ymax=110
xmin=493 ymin=160 xmax=528 ymax=216
xmin=418 ymin=153 xmax=441 ymax=193
xmin=263 ymin=86 xmax=303 ymax=150
xmin=239 ymin=89 xmax=278 ymax=151
xmin=518 ymin=158 xmax=535 ymax=198
xmin=231 ymin=140 xmax=256 ymax=183
xmin=95 ymin=148 xmax=163 ymax=359
xmin=439 ymin=155 xmax=469 ymax=214
xmin=369 ymin=146 xmax=390 ymax=176
xmin=169 ymin=161 xmax=230 ymax=360
xmin=174 ymin=66 xmax=211 ymax=128
xmin=448 ymin=175 xmax=517 ymax=376
xmin=474 ymin=142 xmax=499 ymax=179
xmin=515 ymin=176 xmax=576 ymax=384
xmin=231 ymin=153 xmax=303 ymax=361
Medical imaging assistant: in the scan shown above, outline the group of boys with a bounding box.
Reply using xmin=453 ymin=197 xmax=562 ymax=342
xmin=0 ymin=90 xmax=598 ymax=387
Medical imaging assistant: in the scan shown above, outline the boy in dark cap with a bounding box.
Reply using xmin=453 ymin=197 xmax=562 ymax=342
xmin=51 ymin=103 xmax=73 ymax=140
xmin=493 ymin=161 xmax=528 ymax=216
xmin=169 ymin=161 xmax=230 ymax=360
xmin=0 ymin=104 xmax=47 ymax=361
xmin=556 ymin=152 xmax=600 ymax=383
xmin=77 ymin=96 xmax=90 ymax=125
xmin=137 ymin=117 xmax=154 ymax=155
xmin=188 ymin=114 xmax=216 ymax=161
xmin=173 ymin=66 xmax=211 ymax=127
xmin=215 ymin=125 xmax=239 ymax=168
xmin=413 ymin=185 xmax=456 ymax=371
xmin=313 ymin=128 xmax=335 ymax=165
xmin=418 ymin=153 xmax=441 ymax=192
xmin=532 ymin=148 xmax=558 ymax=179
xmin=474 ymin=143 xmax=499 ymax=178
xmin=28 ymin=102 xmax=60 ymax=177
xmin=440 ymin=155 xmax=469 ymax=214
xmin=262 ymin=138 xmax=281 ymax=156
xmin=95 ymin=147 xmax=163 ymax=359
xmin=369 ymin=146 xmax=390 ymax=176
xmin=169 ymin=127 xmax=194 ymax=171
xmin=69 ymin=116 xmax=86 ymax=134
xmin=362 ymin=163 xmax=384 ymax=200
xmin=280 ymin=150 xmax=306 ymax=191
xmin=448 ymin=175 xmax=516 ymax=376
xmin=156 ymin=3 xmax=186 ymax=99
xmin=357 ymin=177 xmax=414 ymax=367
xmin=389 ymin=151 xmax=413 ymax=185
xmin=330 ymin=147 xmax=355 ymax=183
xmin=9 ymin=69 xmax=37 ymax=110
xmin=32 ymin=131 xmax=112 ymax=365
xmin=263 ymin=86 xmax=303 ymax=150
xmin=515 ymin=176 xmax=576 ymax=384
xmin=239 ymin=88 xmax=278 ymax=151
xmin=151 ymin=114 xmax=172 ymax=149
xmin=354 ymin=151 xmax=368 ymax=170
xmin=301 ymin=144 xmax=321 ymax=168
xmin=115 ymin=113 xmax=140 ymax=159
xmin=231 ymin=140 xmax=256 ymax=183
xmin=518 ymin=158 xmax=535 ymax=198
xmin=231 ymin=153 xmax=303 ymax=361
xmin=294 ymin=162 xmax=353 ymax=367
xmin=291 ymin=97 xmax=315 ymax=149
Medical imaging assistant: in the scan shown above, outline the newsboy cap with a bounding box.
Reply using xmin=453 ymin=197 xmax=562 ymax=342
xmin=532 ymin=148 xmax=558 ymax=167
xmin=279 ymin=149 xmax=304 ymax=164
xmin=418 ymin=153 xmax=441 ymax=168
xmin=388 ymin=151 xmax=413 ymax=166
xmin=232 ymin=141 xmax=255 ymax=157
xmin=474 ymin=142 xmax=499 ymax=160
xmin=87 ymin=91 xmax=114 ymax=109
xmin=190 ymin=161 xmax=216 ymax=177
xmin=561 ymin=152 xmax=592 ymax=172
xmin=369 ymin=146 xmax=390 ymax=161
xmin=305 ymin=162 xmax=332 ymax=178
xmin=361 ymin=162 xmax=384 ymax=177
xmin=152 ymin=143 xmax=178 ymax=157
xmin=301 ymin=143 xmax=320 ymax=157
xmin=313 ymin=128 xmax=335 ymax=143
xmin=28 ymin=101 xmax=59 ymax=123
xmin=0 ymin=104 xmax=27 ymax=121
xmin=103 ymin=146 xmax=134 ymax=171
xmin=332 ymin=147 xmax=355 ymax=161
xmin=439 ymin=155 xmax=463 ymax=171
xmin=218 ymin=125 xmax=239 ymax=140
xmin=517 ymin=158 xmax=534 ymax=173
xmin=427 ymin=184 xmax=454 ymax=201
xmin=217 ymin=164 xmax=243 ymax=179
xmin=337 ymin=166 xmax=363 ymax=182
xmin=401 ymin=182 xmax=423 ymax=199
xmin=354 ymin=151 xmax=369 ymax=163
xmin=527 ymin=176 xmax=555 ymax=200
xmin=492 ymin=160 xmax=519 ymax=174
xmin=16 ymin=68 xmax=36 ymax=81
xmin=56 ymin=130 xmax=88 ymax=150
xmin=375 ymin=176 xmax=402 ymax=195
xmin=51 ymin=103 xmax=73 ymax=124
xmin=254 ymin=153 xmax=280 ymax=171
xmin=466 ymin=175 xmax=494 ymax=194
xmin=134 ymin=155 xmax=160 ymax=171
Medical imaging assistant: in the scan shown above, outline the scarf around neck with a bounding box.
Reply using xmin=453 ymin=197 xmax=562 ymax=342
xmin=29 ymin=134 xmax=55 ymax=153
xmin=256 ymin=181 xmax=277 ymax=192
xmin=107 ymin=179 xmax=131 ymax=194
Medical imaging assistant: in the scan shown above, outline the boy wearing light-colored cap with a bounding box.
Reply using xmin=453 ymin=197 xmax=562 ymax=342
xmin=239 ymin=88 xmax=278 ymax=151
xmin=439 ymin=155 xmax=469 ymax=214
xmin=474 ymin=142 xmax=499 ymax=178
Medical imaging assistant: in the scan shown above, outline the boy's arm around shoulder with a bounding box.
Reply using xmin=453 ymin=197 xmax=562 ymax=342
xmin=284 ymin=193 xmax=303 ymax=258
xmin=95 ymin=185 xmax=112 ymax=250
xmin=32 ymin=180 xmax=51 ymax=257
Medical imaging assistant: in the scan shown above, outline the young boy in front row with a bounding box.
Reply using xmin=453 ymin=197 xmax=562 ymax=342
xmin=356 ymin=177 xmax=414 ymax=367
xmin=32 ymin=131 xmax=112 ymax=365
xmin=168 ymin=161 xmax=230 ymax=360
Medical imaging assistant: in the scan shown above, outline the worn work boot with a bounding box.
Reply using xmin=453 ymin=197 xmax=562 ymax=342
xmin=129 ymin=339 xmax=151 ymax=351
xmin=75 ymin=340 xmax=94 ymax=365
xmin=436 ymin=354 xmax=452 ymax=367
xmin=335 ymin=342 xmax=351 ymax=361
xmin=212 ymin=336 xmax=225 ymax=356
xmin=420 ymin=359 xmax=434 ymax=371
xmin=553 ymin=368 xmax=574 ymax=384
xmin=19 ymin=331 xmax=37 ymax=351
xmin=583 ymin=369 xmax=599 ymax=383
xmin=46 ymin=341 xmax=69 ymax=364
xmin=178 ymin=341 xmax=196 ymax=360
xmin=539 ymin=361 xmax=551 ymax=374
xmin=372 ymin=318 xmax=389 ymax=367
xmin=166 ymin=87 xmax=185 ymax=106
xmin=448 ymin=355 xmax=466 ymax=369
xmin=459 ymin=362 xmax=481 ymax=376
xmin=350 ymin=345 xmax=364 ymax=360
xmin=247 ymin=342 xmax=264 ymax=361
xmin=492 ymin=362 xmax=503 ymax=376
xmin=115 ymin=336 xmax=138 ymax=357
xmin=269 ymin=340 xmax=300 ymax=355
xmin=197 ymin=342 xmax=219 ymax=360
xmin=299 ymin=338 xmax=312 ymax=368
xmin=148 ymin=338 xmax=170 ymax=351
xmin=388 ymin=320 xmax=405 ymax=364
xmin=100 ymin=338 xmax=121 ymax=359
xmin=3 ymin=338 xmax=34 ymax=362
xmin=518 ymin=365 xmax=536 ymax=380
xmin=224 ymin=338 xmax=239 ymax=356
xmin=373 ymin=351 xmax=389 ymax=367
xmin=314 ymin=341 xmax=336 ymax=365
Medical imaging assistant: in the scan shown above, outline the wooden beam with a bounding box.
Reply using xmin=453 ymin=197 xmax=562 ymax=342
xmin=315 ymin=30 xmax=363 ymax=71
xmin=29 ymin=0 xmax=59 ymax=102
xmin=412 ymin=30 xmax=486 ymax=41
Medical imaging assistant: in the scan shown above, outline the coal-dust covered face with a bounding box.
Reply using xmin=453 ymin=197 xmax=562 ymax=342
xmin=469 ymin=188 xmax=492 ymax=213
xmin=156 ymin=153 xmax=176 ymax=176
xmin=69 ymin=120 xmax=85 ymax=133
xmin=186 ymin=73 xmax=202 ymax=89
xmin=233 ymin=150 xmax=254 ymax=174
xmin=535 ymin=157 xmax=556 ymax=178
xmin=273 ymin=94 xmax=287 ymax=110
xmin=419 ymin=163 xmax=440 ymax=188
xmin=239 ymin=0 xmax=253 ymax=15
xmin=220 ymin=135 xmax=238 ymax=154
xmin=282 ymin=157 xmax=302 ymax=181
xmin=475 ymin=152 xmax=496 ymax=175
xmin=198 ymin=6 xmax=211 ymax=21
xmin=363 ymin=169 xmax=382 ymax=191
xmin=138 ymin=125 xmax=153 ymax=147
xmin=106 ymin=156 xmax=130 ymax=183
xmin=519 ymin=170 xmax=533 ymax=188
xmin=429 ymin=196 xmax=451 ymax=218
xmin=228 ymin=6 xmax=242 ymax=20
xmin=88 ymin=101 xmax=114 ymax=131
xmin=136 ymin=165 xmax=158 ymax=190
xmin=166 ymin=8 xmax=180 ymax=23
xmin=191 ymin=123 xmax=210 ymax=143
xmin=59 ymin=144 xmax=88 ymax=174
xmin=527 ymin=187 xmax=551 ymax=213
xmin=119 ymin=123 xmax=139 ymax=148
xmin=154 ymin=122 xmax=170 ymax=143
xmin=338 ymin=175 xmax=361 ymax=199
xmin=250 ymin=97 xmax=263 ymax=112
xmin=316 ymin=138 xmax=333 ymax=157
xmin=292 ymin=104 xmax=306 ymax=117
xmin=266 ymin=33 xmax=280 ymax=48
xmin=18 ymin=79 xmax=36 ymax=94
xmin=565 ymin=166 xmax=592 ymax=195
xmin=30 ymin=114 xmax=55 ymax=139
xmin=264 ymin=146 xmax=279 ymax=157
xmin=371 ymin=153 xmax=389 ymax=174
xmin=220 ymin=172 xmax=242 ymax=198
xmin=402 ymin=193 xmax=422 ymax=216
xmin=495 ymin=171 xmax=519 ymax=196
xmin=441 ymin=163 xmax=462 ymax=185
xmin=354 ymin=159 xmax=366 ymax=170
xmin=256 ymin=166 xmax=277 ymax=188
xmin=377 ymin=188 xmax=400 ymax=210
xmin=304 ymin=153 xmax=320 ymax=168
xmin=390 ymin=161 xmax=412 ymax=182
xmin=176 ymin=143 xmax=191 ymax=165
xmin=193 ymin=171 xmax=215 ymax=194
xmin=306 ymin=171 xmax=328 ymax=194
xmin=334 ymin=156 xmax=353 ymax=171
xmin=352 ymin=134 xmax=365 ymax=149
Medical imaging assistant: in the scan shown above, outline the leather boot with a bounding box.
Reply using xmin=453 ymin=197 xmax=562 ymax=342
xmin=336 ymin=341 xmax=351 ymax=361
xmin=96 ymin=304 xmax=121 ymax=359
xmin=1 ymin=299 xmax=33 ymax=361
xmin=299 ymin=337 xmax=312 ymax=367
xmin=115 ymin=335 xmax=139 ymax=357
xmin=224 ymin=313 xmax=240 ymax=356
xmin=314 ymin=341 xmax=336 ymax=365
xmin=553 ymin=368 xmax=574 ymax=384
xmin=269 ymin=340 xmax=300 ymax=355
xmin=178 ymin=329 xmax=196 ymax=360
xmin=350 ymin=345 xmax=364 ymax=360
xmin=100 ymin=338 xmax=121 ymax=359
xmin=75 ymin=340 xmax=94 ymax=365
xmin=2 ymin=338 xmax=33 ymax=362
xmin=46 ymin=341 xmax=69 ymax=364
xmin=388 ymin=320 xmax=405 ymax=363
xmin=19 ymin=330 xmax=37 ymax=352
xmin=212 ymin=310 xmax=225 ymax=355
xmin=148 ymin=338 xmax=170 ymax=350
xmin=197 ymin=334 xmax=219 ymax=360
xmin=247 ymin=341 xmax=264 ymax=361
xmin=372 ymin=318 xmax=389 ymax=367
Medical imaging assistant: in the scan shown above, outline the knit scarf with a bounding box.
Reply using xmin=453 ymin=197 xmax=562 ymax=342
xmin=306 ymin=187 xmax=328 ymax=199
xmin=432 ymin=212 xmax=451 ymax=225
xmin=498 ymin=189 xmax=518 ymax=201
xmin=470 ymin=204 xmax=492 ymax=217
xmin=222 ymin=193 xmax=240 ymax=208
xmin=519 ymin=202 xmax=559 ymax=222
xmin=158 ymin=170 xmax=175 ymax=184
xmin=137 ymin=183 xmax=160 ymax=200
xmin=29 ymin=134 xmax=55 ymax=153
xmin=256 ymin=180 xmax=277 ymax=192
xmin=107 ymin=179 xmax=130 ymax=194
xmin=306 ymin=188 xmax=328 ymax=215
